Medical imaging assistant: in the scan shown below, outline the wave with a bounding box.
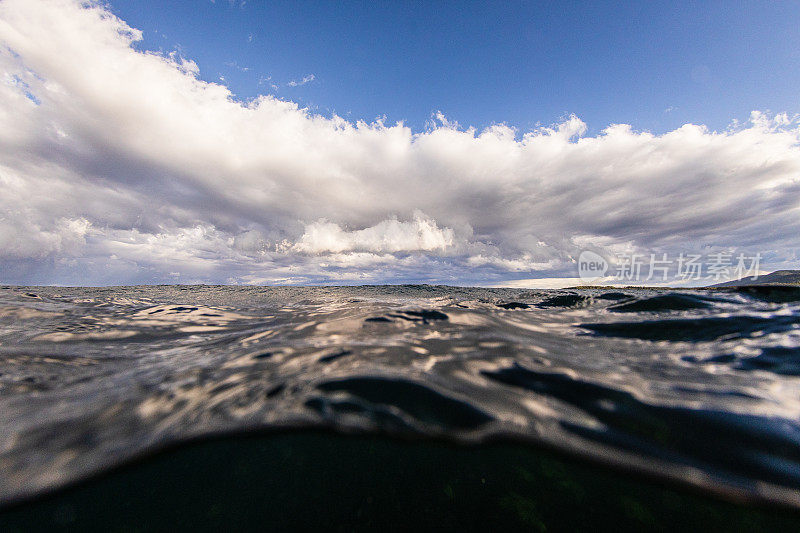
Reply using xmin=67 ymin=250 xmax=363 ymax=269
xmin=1 ymin=285 xmax=800 ymax=513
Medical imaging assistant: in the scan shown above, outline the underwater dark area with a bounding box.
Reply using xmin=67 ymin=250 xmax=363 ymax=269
xmin=2 ymin=284 xmax=800 ymax=531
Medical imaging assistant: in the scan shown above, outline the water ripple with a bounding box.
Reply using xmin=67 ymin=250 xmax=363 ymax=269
xmin=1 ymin=285 xmax=800 ymax=508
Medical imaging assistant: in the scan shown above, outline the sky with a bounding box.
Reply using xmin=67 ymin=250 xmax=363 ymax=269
xmin=0 ymin=0 xmax=798 ymax=286
xmin=107 ymin=0 xmax=800 ymax=136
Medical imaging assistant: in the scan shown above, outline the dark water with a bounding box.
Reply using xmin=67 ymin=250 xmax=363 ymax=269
xmin=2 ymin=285 xmax=800 ymax=529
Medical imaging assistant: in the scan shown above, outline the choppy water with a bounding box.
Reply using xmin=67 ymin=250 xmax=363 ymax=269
xmin=2 ymin=284 xmax=800 ymax=513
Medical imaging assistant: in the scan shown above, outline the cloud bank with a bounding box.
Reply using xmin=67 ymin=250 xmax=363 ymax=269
xmin=0 ymin=0 xmax=798 ymax=285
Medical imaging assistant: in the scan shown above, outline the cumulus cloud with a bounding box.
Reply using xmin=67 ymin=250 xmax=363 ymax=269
xmin=293 ymin=212 xmax=454 ymax=254
xmin=0 ymin=0 xmax=798 ymax=285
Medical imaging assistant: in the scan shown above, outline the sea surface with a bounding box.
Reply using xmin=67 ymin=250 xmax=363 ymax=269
xmin=2 ymin=284 xmax=800 ymax=530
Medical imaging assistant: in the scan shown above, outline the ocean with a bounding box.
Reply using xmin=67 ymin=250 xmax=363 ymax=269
xmin=1 ymin=284 xmax=800 ymax=530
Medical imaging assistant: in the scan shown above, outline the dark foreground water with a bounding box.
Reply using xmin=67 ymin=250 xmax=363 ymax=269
xmin=1 ymin=285 xmax=800 ymax=530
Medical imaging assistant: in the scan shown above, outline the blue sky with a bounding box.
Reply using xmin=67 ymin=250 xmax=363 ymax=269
xmin=0 ymin=0 xmax=799 ymax=286
xmin=109 ymin=0 xmax=800 ymax=136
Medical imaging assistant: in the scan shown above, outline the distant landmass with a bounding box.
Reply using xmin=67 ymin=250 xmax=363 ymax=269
xmin=711 ymin=269 xmax=800 ymax=287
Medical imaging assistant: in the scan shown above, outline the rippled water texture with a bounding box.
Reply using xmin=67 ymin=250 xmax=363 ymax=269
xmin=1 ymin=285 xmax=800 ymax=508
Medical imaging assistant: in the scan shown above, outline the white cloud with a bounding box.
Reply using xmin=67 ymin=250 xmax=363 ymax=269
xmin=0 ymin=216 xmax=89 ymax=259
xmin=293 ymin=212 xmax=454 ymax=254
xmin=0 ymin=0 xmax=799 ymax=285
xmin=287 ymin=73 xmax=315 ymax=87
